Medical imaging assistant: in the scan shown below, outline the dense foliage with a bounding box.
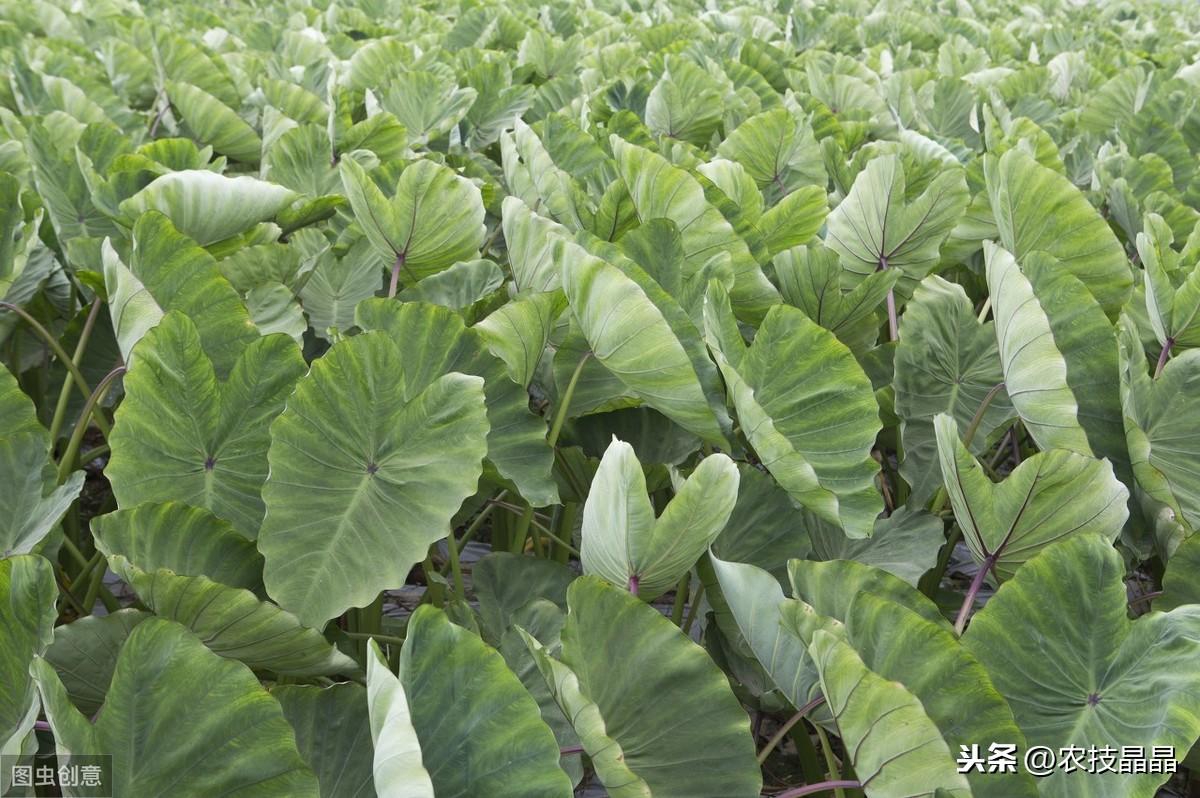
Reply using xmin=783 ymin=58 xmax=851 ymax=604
xmin=3 ymin=0 xmax=1200 ymax=795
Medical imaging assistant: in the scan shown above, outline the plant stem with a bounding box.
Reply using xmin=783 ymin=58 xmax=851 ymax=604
xmin=78 ymin=444 xmax=110 ymax=465
xmin=341 ymin=630 xmax=407 ymax=646
xmin=954 ymin=551 xmax=998 ymax=635
xmin=57 ymin=366 xmax=124 ymax=484
xmin=553 ymin=502 xmax=577 ymax=563
xmin=681 ymin=580 xmax=705 ymax=634
xmin=775 ymin=781 xmax=862 ymax=798
xmin=878 ymin=256 xmax=898 ymax=341
xmin=54 ymin=565 xmax=88 ymax=617
xmin=884 ymin=288 xmax=898 ymax=341
xmin=1 ymin=302 xmax=112 ymax=438
xmin=1154 ymin=337 xmax=1174 ymax=378
xmin=670 ymin=572 xmax=690 ymax=626
xmin=1128 ymin=589 xmax=1162 ymax=607
xmin=628 ymin=574 xmax=639 ymax=595
xmin=757 ymin=697 xmax=827 ymax=764
xmin=961 ymin=381 xmax=1006 ymax=450
xmin=446 ymin=529 xmax=467 ymax=598
xmin=534 ymin=522 xmax=580 ymax=556
xmin=440 ymin=493 xmax=505 ymax=577
xmin=509 ymin=504 xmax=534 ymax=554
xmin=387 ymin=253 xmax=406 ymax=298
xmin=47 ymin=299 xmax=102 ymax=449
xmin=81 ymin=555 xmax=109 ymax=613
xmin=422 ymin=552 xmax=445 ymax=606
xmin=813 ymin=725 xmax=847 ymax=798
xmin=548 ymin=352 xmax=591 ymax=448
xmin=508 ymin=353 xmax=589 ymax=557
xmin=976 ymin=296 xmax=991 ymax=323
xmin=789 ymin=722 xmax=826 ymax=785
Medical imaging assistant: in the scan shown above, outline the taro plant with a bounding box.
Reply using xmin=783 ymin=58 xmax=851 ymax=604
xmin=4 ymin=0 xmax=1200 ymax=796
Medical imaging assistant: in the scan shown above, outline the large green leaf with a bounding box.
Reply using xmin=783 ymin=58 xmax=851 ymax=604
xmin=805 ymin=505 xmax=945 ymax=586
xmin=841 ymin=593 xmax=1040 ymax=798
xmin=93 ymin=503 xmax=355 ymax=676
xmin=126 ymin=212 xmax=261 ymax=378
xmin=825 ymin=152 xmax=968 ymax=297
xmin=710 ymin=462 xmax=812 ymax=580
xmin=580 ymin=438 xmax=738 ymax=599
xmin=964 ymin=535 xmax=1200 ymax=797
xmin=500 ymin=196 xmax=571 ymax=293
xmin=399 ymin=606 xmax=571 ymax=798
xmin=354 ymin=299 xmax=558 ymax=506
xmin=90 ymin=502 xmax=263 ymax=590
xmin=554 ymin=576 xmax=762 ymax=798
xmin=519 ymin=629 xmax=648 ymax=798
xmin=339 ymin=158 xmax=486 ymax=283
xmin=258 ymin=331 xmax=489 ymax=628
xmin=985 ymin=148 xmax=1132 ymax=318
xmin=473 ymin=552 xmax=574 ymax=644
xmin=1 ymin=555 xmax=56 ymax=778
xmin=273 ymin=684 xmax=376 ymax=798
xmin=120 ymin=171 xmax=297 ymax=246
xmin=756 ymin=183 xmax=829 ymax=257
xmin=378 ymin=71 xmax=475 ymax=146
xmin=168 ymin=81 xmax=263 ymax=164
xmin=984 ymin=242 xmax=1093 ymax=455
xmin=43 ymin=610 xmax=150 ymax=718
xmin=1118 ymin=317 xmax=1200 ymax=531
xmin=1137 ymin=215 xmax=1200 ymax=350
xmin=788 ymin=557 xmax=950 ymax=629
xmin=895 ymin=274 xmax=1012 ymax=503
xmin=475 ymin=291 xmax=566 ymax=387
xmin=1158 ymin=528 xmax=1200 ymax=613
xmin=710 ymin=554 xmax=822 ymax=710
xmin=706 ymin=297 xmax=882 ymax=537
xmin=935 ymin=413 xmax=1128 ymax=582
xmin=645 ymin=58 xmax=724 ymax=146
xmin=101 ymin=238 xmax=162 ymax=369
xmin=611 ymin=136 xmax=780 ymax=321
xmin=716 ymin=107 xmax=825 ymax=204
xmin=32 ymin=618 xmax=319 ymax=796
xmin=0 ymin=365 xmax=85 ymax=555
xmin=106 ymin=312 xmax=306 ymax=539
xmin=773 ymin=242 xmax=896 ymax=354
xmin=365 ymin=640 xmax=434 ymax=798
xmin=560 ymin=233 xmax=732 ymax=445
xmin=803 ymin=628 xmax=972 ymax=798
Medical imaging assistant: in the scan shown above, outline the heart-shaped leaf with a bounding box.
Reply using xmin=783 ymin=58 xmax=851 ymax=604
xmin=580 ymin=438 xmax=739 ymax=600
xmin=1118 ymin=316 xmax=1200 ymax=531
xmin=895 ymin=274 xmax=1012 ymax=503
xmin=560 ymin=233 xmax=732 ymax=446
xmin=0 ymin=366 xmax=84 ymax=556
xmin=825 ymin=152 xmax=968 ymax=297
xmin=354 ymin=298 xmax=558 ymax=506
xmin=985 ymin=148 xmax=1132 ymax=318
xmin=935 ymin=413 xmax=1128 ymax=582
xmin=1 ymin=555 xmax=56 ymax=776
xmin=120 ymin=170 xmax=297 ymax=246
xmin=706 ymin=293 xmax=882 ymax=538
xmin=398 ymin=606 xmax=571 ymax=798
xmin=32 ymin=618 xmax=319 ymax=796
xmin=106 ymin=312 xmax=306 ymax=539
xmin=365 ymin=640 xmax=434 ymax=798
xmin=535 ymin=576 xmax=763 ymax=798
xmin=964 ymin=534 xmax=1200 ymax=797
xmin=258 ymin=331 xmax=489 ymax=628
xmin=339 ymin=158 xmax=485 ymax=284
xmin=611 ymin=136 xmax=780 ymax=321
